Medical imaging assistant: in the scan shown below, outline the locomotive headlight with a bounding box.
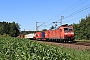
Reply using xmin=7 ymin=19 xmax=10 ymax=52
xmin=71 ymin=32 xmax=74 ymax=34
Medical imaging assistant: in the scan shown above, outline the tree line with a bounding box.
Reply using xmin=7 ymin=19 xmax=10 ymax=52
xmin=0 ymin=21 xmax=20 ymax=37
xmin=20 ymin=31 xmax=36 ymax=35
xmin=71 ymin=14 xmax=90 ymax=40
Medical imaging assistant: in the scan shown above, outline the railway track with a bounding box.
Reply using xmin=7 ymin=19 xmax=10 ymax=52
xmin=73 ymin=42 xmax=90 ymax=46
xmin=35 ymin=40 xmax=90 ymax=51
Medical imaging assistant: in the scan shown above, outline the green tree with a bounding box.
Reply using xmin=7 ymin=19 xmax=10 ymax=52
xmin=9 ymin=22 xmax=20 ymax=37
xmin=50 ymin=26 xmax=55 ymax=29
xmin=71 ymin=14 xmax=90 ymax=40
xmin=0 ymin=21 xmax=20 ymax=37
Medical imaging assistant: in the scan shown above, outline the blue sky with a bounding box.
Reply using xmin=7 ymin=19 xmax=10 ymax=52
xmin=0 ymin=0 xmax=90 ymax=31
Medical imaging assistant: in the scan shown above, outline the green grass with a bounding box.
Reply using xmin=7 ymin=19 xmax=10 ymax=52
xmin=75 ymin=39 xmax=90 ymax=42
xmin=0 ymin=37 xmax=90 ymax=60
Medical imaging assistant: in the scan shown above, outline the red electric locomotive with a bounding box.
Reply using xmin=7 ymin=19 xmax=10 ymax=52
xmin=35 ymin=24 xmax=74 ymax=42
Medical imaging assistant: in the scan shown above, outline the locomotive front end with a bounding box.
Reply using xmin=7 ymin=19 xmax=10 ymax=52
xmin=64 ymin=26 xmax=74 ymax=41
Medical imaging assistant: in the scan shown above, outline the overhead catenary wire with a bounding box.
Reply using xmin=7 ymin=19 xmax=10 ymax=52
xmin=39 ymin=0 xmax=90 ymax=30
xmin=46 ymin=0 xmax=83 ymax=25
xmin=63 ymin=16 xmax=85 ymax=24
xmin=60 ymin=0 xmax=81 ymax=14
xmin=59 ymin=0 xmax=89 ymax=19
xmin=63 ymin=8 xmax=90 ymax=24
xmin=47 ymin=0 xmax=89 ymax=27
xmin=60 ymin=0 xmax=88 ymax=15
xmin=55 ymin=4 xmax=90 ymax=22
xmin=64 ymin=4 xmax=90 ymax=19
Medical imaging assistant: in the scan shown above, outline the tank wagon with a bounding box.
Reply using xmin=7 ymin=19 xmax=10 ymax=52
xmin=35 ymin=24 xmax=74 ymax=42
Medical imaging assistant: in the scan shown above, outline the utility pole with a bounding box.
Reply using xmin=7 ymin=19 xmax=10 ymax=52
xmin=60 ymin=16 xmax=64 ymax=26
xmin=36 ymin=22 xmax=45 ymax=32
xmin=36 ymin=22 xmax=38 ymax=32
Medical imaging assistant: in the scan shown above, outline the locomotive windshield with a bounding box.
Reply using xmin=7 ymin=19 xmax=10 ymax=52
xmin=64 ymin=28 xmax=68 ymax=32
xmin=64 ymin=28 xmax=73 ymax=32
xmin=69 ymin=28 xmax=73 ymax=31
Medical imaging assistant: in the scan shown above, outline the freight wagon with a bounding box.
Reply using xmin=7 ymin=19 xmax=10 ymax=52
xmin=25 ymin=33 xmax=36 ymax=39
xmin=19 ymin=33 xmax=36 ymax=39
xmin=35 ymin=32 xmax=45 ymax=40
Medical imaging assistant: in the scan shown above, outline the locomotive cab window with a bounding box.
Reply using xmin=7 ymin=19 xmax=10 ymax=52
xmin=69 ymin=28 xmax=73 ymax=31
xmin=64 ymin=28 xmax=68 ymax=32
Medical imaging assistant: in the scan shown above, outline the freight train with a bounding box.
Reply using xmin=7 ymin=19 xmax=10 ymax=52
xmin=35 ymin=24 xmax=74 ymax=42
xmin=19 ymin=24 xmax=74 ymax=42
